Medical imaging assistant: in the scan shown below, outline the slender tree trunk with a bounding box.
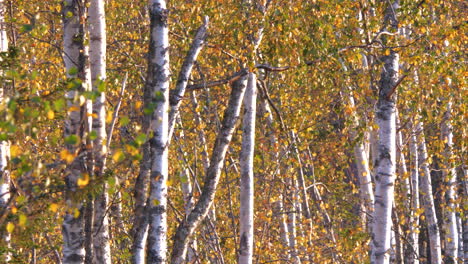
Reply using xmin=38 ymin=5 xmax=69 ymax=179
xmin=462 ymin=165 xmax=468 ymax=263
xmin=348 ymin=93 xmax=374 ymax=228
xmin=131 ymin=143 xmax=150 ymax=264
xmin=239 ymin=73 xmax=257 ymax=264
xmin=167 ymin=17 xmax=208 ymax=143
xmin=61 ymin=0 xmax=91 ymax=262
xmin=170 ymin=73 xmax=248 ymax=264
xmin=417 ymin=119 xmax=442 ymax=264
xmin=441 ymin=100 xmax=458 ymax=263
xmin=406 ymin=122 xmax=420 ymax=264
xmin=88 ymin=0 xmax=110 ymax=263
xmin=286 ymin=174 xmax=301 ymax=264
xmin=176 ymin=118 xmax=197 ymax=262
xmin=0 ymin=0 xmax=11 ymax=261
xmin=145 ymin=0 xmax=170 ymax=262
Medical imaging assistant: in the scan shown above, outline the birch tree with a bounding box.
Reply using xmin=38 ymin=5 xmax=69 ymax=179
xmin=88 ymin=0 xmax=110 ymax=263
xmin=417 ymin=119 xmax=442 ymax=264
xmin=61 ymin=0 xmax=91 ymax=262
xmin=0 ymin=0 xmax=10 ymax=260
xmin=239 ymin=73 xmax=257 ymax=264
xmin=145 ymin=0 xmax=170 ymax=262
xmin=371 ymin=2 xmax=399 ymax=262
xmin=406 ymin=121 xmax=420 ymax=264
xmin=441 ymin=100 xmax=458 ymax=263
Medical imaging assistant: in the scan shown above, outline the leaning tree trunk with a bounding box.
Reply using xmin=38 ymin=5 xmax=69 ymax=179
xmin=370 ymin=3 xmax=400 ymax=263
xmin=417 ymin=119 xmax=442 ymax=264
xmin=0 ymin=0 xmax=11 ymax=261
xmin=170 ymin=73 xmax=248 ymax=264
xmin=441 ymin=100 xmax=458 ymax=263
xmin=88 ymin=0 xmax=110 ymax=263
xmin=145 ymin=0 xmax=170 ymax=263
xmin=239 ymin=73 xmax=257 ymax=264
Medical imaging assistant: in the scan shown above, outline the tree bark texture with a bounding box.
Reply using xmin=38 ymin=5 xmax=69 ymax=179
xmin=371 ymin=51 xmax=399 ymax=264
xmin=145 ymin=0 xmax=170 ymax=263
xmin=239 ymin=73 xmax=257 ymax=264
xmin=89 ymin=0 xmax=111 ymax=263
xmin=62 ymin=0 xmax=90 ymax=262
xmin=441 ymin=101 xmax=458 ymax=263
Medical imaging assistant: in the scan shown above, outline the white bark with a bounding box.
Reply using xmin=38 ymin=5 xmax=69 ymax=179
xmin=89 ymin=0 xmax=110 ymax=263
xmin=146 ymin=0 xmax=170 ymax=262
xmin=417 ymin=120 xmax=442 ymax=264
xmin=441 ymin=101 xmax=458 ymax=262
xmin=62 ymin=0 xmax=86 ymax=262
xmin=407 ymin=122 xmax=419 ymax=264
xmin=239 ymin=73 xmax=257 ymax=264
xmin=348 ymin=94 xmax=374 ymax=227
xmin=371 ymin=51 xmax=398 ymax=264
xmin=0 ymin=0 xmax=10 ymax=261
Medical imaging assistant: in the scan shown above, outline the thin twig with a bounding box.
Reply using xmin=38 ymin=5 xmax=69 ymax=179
xmin=106 ymin=72 xmax=128 ymax=151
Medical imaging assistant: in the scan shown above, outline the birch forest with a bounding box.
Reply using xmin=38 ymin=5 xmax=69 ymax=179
xmin=0 ymin=0 xmax=466 ymax=263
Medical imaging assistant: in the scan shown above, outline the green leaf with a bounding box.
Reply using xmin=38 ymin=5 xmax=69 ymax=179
xmin=65 ymin=135 xmax=79 ymax=145
xmin=97 ymin=80 xmax=106 ymax=92
xmin=68 ymin=67 xmax=78 ymax=76
xmin=119 ymin=116 xmax=130 ymax=126
xmin=20 ymin=24 xmax=34 ymax=33
xmin=53 ymin=98 xmax=66 ymax=111
xmin=135 ymin=133 xmax=147 ymax=146
xmin=89 ymin=131 xmax=97 ymax=140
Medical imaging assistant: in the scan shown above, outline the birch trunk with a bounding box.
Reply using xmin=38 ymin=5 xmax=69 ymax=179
xmin=239 ymin=73 xmax=257 ymax=264
xmin=62 ymin=0 xmax=90 ymax=262
xmin=89 ymin=0 xmax=110 ymax=263
xmin=348 ymin=93 xmax=374 ymax=228
xmin=417 ymin=120 xmax=442 ymax=264
xmin=463 ymin=165 xmax=468 ymax=263
xmin=0 ymin=0 xmax=10 ymax=261
xmin=287 ymin=174 xmax=301 ymax=264
xmin=370 ymin=1 xmax=400 ymax=262
xmin=406 ymin=122 xmax=420 ymax=264
xmin=145 ymin=0 xmax=170 ymax=262
xmin=170 ymin=73 xmax=248 ymax=264
xmin=371 ymin=14 xmax=399 ymax=264
xmin=168 ymin=17 xmax=208 ymax=143
xmin=441 ymin=100 xmax=458 ymax=263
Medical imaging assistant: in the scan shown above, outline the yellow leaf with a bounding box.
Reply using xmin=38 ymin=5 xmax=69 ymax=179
xmin=47 ymin=110 xmax=55 ymax=119
xmin=6 ymin=222 xmax=14 ymax=233
xmin=68 ymin=106 xmax=80 ymax=112
xmin=10 ymin=145 xmax=21 ymax=158
xmin=384 ymin=49 xmax=390 ymax=56
xmin=77 ymin=173 xmax=90 ymax=188
xmin=60 ymin=149 xmax=75 ymax=164
xmin=112 ymin=150 xmax=125 ymax=162
xmin=135 ymin=101 xmax=142 ymax=110
xmin=18 ymin=214 xmax=27 ymax=227
xmin=73 ymin=208 xmax=80 ymax=218
xmin=152 ymin=199 xmax=160 ymax=206
xmin=49 ymin=203 xmax=59 ymax=213
xmin=11 ymin=207 xmax=17 ymax=214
